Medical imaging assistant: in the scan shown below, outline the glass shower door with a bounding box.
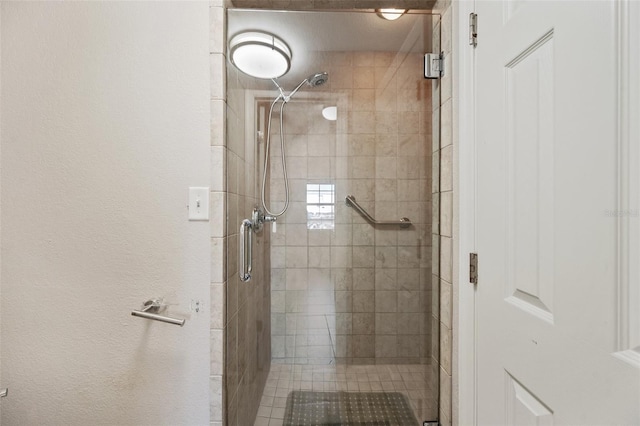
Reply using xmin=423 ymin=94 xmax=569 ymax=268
xmin=226 ymin=9 xmax=441 ymax=425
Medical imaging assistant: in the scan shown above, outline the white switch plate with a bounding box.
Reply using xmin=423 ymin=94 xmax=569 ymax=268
xmin=188 ymin=187 xmax=209 ymax=221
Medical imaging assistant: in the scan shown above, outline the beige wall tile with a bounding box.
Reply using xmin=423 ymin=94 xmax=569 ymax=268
xmin=375 ymin=292 xmax=397 ymax=313
xmin=210 ymin=53 xmax=225 ymax=101
xmin=209 ymin=6 xmax=225 ymax=54
xmin=210 ymin=146 xmax=226 ymax=191
xmin=285 ymin=224 xmax=308 ymax=246
xmin=353 ymin=246 xmax=375 ymax=268
xmin=331 ymin=246 xmax=353 ymax=268
xmin=308 ymin=156 xmax=332 ymax=178
xmin=211 ymin=238 xmax=225 ymax=283
xmin=211 ymin=283 xmax=225 ymax=329
xmin=375 ymin=157 xmax=397 ymax=179
xmin=210 ymin=100 xmax=226 ymax=146
xmin=375 ymin=313 xmax=397 ymax=333
xmin=210 ymin=376 xmax=223 ymax=420
xmin=286 ymin=247 xmax=308 ymax=268
xmin=375 ymin=246 xmax=397 ymax=269
xmin=440 ymin=279 xmax=452 ymax=329
xmin=308 ymin=247 xmax=331 ymax=268
xmin=210 ymin=191 xmax=226 ymax=238
xmin=439 ymin=236 xmax=452 ymax=284
xmin=355 ymin=63 xmax=379 ymax=88
xmin=353 ymin=335 xmax=375 ymax=358
xmin=440 ymin=190 xmax=453 ymax=237
xmin=440 ymin=322 xmax=452 ymax=375
xmin=375 ymin=269 xmax=397 ymax=291
xmin=211 ymin=329 xmax=224 ymax=375
xmin=439 ymin=367 xmax=452 ymax=422
xmin=441 ymin=144 xmax=453 ymax=192
xmin=376 ymin=335 xmax=398 ymax=357
xmin=353 ymin=291 xmax=375 ymax=312
xmin=285 ymin=268 xmax=308 ymax=290
xmin=352 ymin=268 xmax=374 ymax=291
xmin=353 ymin=312 xmax=375 ymax=334
xmin=441 ymin=98 xmax=453 ymax=149
xmin=353 ymin=52 xmax=374 ymax=67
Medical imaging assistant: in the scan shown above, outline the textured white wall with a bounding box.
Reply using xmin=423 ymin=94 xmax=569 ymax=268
xmin=1 ymin=2 xmax=210 ymax=425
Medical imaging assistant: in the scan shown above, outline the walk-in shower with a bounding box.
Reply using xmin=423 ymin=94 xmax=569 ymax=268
xmin=225 ymin=9 xmax=441 ymax=426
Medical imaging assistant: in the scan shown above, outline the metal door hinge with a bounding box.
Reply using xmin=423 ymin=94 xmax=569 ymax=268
xmin=0 ymin=388 xmax=8 ymax=398
xmin=470 ymin=252 xmax=478 ymax=284
xmin=469 ymin=13 xmax=478 ymax=47
xmin=424 ymin=52 xmax=444 ymax=79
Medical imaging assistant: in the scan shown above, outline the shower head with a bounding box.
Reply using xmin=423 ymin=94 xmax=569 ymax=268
xmin=287 ymin=71 xmax=329 ymax=100
xmin=306 ymin=72 xmax=329 ymax=87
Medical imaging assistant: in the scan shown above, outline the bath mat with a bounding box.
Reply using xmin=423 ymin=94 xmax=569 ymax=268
xmin=283 ymin=390 xmax=418 ymax=426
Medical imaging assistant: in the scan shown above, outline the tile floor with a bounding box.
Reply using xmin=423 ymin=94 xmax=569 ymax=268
xmin=254 ymin=363 xmax=438 ymax=426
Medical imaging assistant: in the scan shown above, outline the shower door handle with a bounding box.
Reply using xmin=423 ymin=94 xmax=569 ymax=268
xmin=239 ymin=219 xmax=253 ymax=282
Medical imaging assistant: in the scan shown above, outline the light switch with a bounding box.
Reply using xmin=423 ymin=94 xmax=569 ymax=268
xmin=188 ymin=187 xmax=209 ymax=221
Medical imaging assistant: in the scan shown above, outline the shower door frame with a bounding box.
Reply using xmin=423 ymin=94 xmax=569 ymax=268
xmin=224 ymin=7 xmax=444 ymax=425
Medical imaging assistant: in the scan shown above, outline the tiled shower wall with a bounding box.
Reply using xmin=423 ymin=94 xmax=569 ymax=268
xmin=210 ymin=1 xmax=271 ymax=425
xmin=209 ymin=3 xmax=226 ymax=426
xmin=268 ymin=50 xmax=434 ymax=366
xmin=223 ymin=33 xmax=273 ymax=426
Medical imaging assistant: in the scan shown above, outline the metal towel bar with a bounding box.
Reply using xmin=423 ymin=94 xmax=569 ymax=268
xmin=345 ymin=195 xmax=411 ymax=228
xmin=131 ymin=299 xmax=185 ymax=327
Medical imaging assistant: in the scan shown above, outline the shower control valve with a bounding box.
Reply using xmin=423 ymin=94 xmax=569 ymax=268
xmin=263 ymin=215 xmax=277 ymax=223
xmin=250 ymin=207 xmax=278 ymax=233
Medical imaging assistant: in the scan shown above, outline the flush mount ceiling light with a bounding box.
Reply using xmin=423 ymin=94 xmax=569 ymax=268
xmin=376 ymin=8 xmax=408 ymax=21
xmin=229 ymin=31 xmax=291 ymax=79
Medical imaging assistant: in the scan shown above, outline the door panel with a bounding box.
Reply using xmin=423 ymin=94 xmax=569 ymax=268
xmin=503 ymin=30 xmax=555 ymax=324
xmin=475 ymin=1 xmax=640 ymax=424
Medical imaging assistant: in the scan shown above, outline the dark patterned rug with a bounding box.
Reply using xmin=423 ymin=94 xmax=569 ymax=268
xmin=283 ymin=390 xmax=419 ymax=426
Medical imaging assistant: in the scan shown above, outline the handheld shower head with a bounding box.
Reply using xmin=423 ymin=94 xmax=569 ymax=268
xmin=287 ymin=71 xmax=330 ymax=100
xmin=306 ymin=72 xmax=329 ymax=87
xmin=262 ymin=71 xmax=330 ymax=218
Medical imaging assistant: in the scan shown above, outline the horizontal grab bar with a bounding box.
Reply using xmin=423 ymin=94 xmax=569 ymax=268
xmin=131 ymin=310 xmax=185 ymax=326
xmin=131 ymin=299 xmax=185 ymax=327
xmin=345 ymin=195 xmax=411 ymax=228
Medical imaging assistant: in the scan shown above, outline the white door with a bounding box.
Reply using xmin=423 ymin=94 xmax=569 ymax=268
xmin=475 ymin=1 xmax=640 ymax=425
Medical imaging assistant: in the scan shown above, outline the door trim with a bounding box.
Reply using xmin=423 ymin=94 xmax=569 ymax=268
xmin=453 ymin=1 xmax=477 ymax=425
xmin=614 ymin=0 xmax=640 ymax=367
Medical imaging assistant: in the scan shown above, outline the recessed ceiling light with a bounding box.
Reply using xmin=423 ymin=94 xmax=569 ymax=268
xmin=376 ymin=8 xmax=408 ymax=21
xmin=229 ymin=31 xmax=291 ymax=79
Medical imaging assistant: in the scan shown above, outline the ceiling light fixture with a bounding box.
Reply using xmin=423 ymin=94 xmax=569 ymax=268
xmin=376 ymin=8 xmax=408 ymax=21
xmin=229 ymin=31 xmax=292 ymax=79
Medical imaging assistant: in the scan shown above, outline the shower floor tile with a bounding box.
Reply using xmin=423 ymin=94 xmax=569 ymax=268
xmin=253 ymin=363 xmax=437 ymax=426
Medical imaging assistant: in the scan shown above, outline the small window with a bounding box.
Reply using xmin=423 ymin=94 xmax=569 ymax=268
xmin=306 ymin=183 xmax=335 ymax=229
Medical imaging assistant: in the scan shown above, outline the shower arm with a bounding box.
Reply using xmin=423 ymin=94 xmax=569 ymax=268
xmin=271 ymin=78 xmax=288 ymax=101
xmin=287 ymin=78 xmax=309 ymax=100
xmin=271 ymin=77 xmax=309 ymax=103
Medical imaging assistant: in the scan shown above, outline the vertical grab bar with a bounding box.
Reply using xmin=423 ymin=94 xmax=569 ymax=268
xmin=239 ymin=219 xmax=253 ymax=282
